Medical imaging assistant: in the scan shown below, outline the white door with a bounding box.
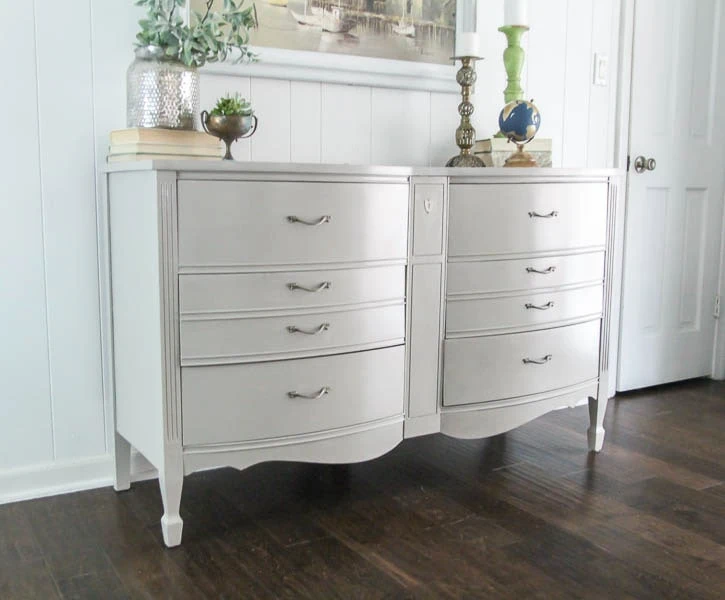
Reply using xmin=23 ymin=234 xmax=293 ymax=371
xmin=618 ymin=0 xmax=725 ymax=391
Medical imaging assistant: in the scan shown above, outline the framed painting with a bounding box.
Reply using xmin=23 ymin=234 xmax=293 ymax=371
xmin=189 ymin=0 xmax=459 ymax=92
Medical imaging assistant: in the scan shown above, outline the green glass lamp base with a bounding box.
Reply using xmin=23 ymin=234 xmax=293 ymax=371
xmin=499 ymin=25 xmax=530 ymax=104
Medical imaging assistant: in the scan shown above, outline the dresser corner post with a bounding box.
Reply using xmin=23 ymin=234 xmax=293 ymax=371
xmin=157 ymin=169 xmax=185 ymax=547
xmin=159 ymin=446 xmax=184 ymax=548
xmin=587 ymin=392 xmax=608 ymax=453
xmin=588 ymin=176 xmax=619 ymax=453
xmin=113 ymin=432 xmax=132 ymax=492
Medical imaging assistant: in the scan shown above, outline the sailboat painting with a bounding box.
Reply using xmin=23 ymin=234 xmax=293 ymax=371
xmin=189 ymin=0 xmax=455 ymax=65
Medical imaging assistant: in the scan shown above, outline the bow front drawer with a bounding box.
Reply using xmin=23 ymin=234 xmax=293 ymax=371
xmin=180 ymin=304 xmax=405 ymax=365
xmin=177 ymin=181 xmax=409 ymax=267
xmin=448 ymin=183 xmax=608 ymax=257
xmin=181 ymin=346 xmax=405 ymax=445
xmin=447 ymin=252 xmax=605 ymax=296
xmin=446 ymin=285 xmax=604 ymax=336
xmin=443 ymin=320 xmax=600 ymax=406
xmin=179 ymin=265 xmax=405 ymax=314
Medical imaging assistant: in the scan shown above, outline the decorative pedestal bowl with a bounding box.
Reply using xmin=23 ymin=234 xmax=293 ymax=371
xmin=201 ymin=111 xmax=258 ymax=160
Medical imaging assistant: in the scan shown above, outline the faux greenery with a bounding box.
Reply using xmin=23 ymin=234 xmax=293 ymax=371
xmin=210 ymin=93 xmax=254 ymax=116
xmin=135 ymin=0 xmax=258 ymax=67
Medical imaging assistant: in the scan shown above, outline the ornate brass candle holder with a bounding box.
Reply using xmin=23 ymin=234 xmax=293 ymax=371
xmin=446 ymin=56 xmax=485 ymax=168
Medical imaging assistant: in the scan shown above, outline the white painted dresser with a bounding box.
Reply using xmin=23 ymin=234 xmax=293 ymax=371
xmin=103 ymin=162 xmax=620 ymax=547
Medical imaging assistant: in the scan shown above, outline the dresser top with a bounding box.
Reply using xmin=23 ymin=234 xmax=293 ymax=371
xmin=105 ymin=160 xmax=622 ymax=180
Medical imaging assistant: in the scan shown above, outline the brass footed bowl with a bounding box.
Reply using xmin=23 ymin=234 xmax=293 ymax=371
xmin=201 ymin=111 xmax=258 ymax=160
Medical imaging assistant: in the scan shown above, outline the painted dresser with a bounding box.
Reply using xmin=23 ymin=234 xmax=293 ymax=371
xmin=103 ymin=163 xmax=620 ymax=547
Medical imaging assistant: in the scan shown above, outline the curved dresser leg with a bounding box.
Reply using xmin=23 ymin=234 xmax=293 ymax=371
xmin=587 ymin=393 xmax=609 ymax=453
xmin=159 ymin=460 xmax=184 ymax=547
xmin=113 ymin=432 xmax=131 ymax=492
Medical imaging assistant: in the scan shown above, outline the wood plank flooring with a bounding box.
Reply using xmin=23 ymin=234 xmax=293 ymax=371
xmin=1 ymin=379 xmax=723 ymax=599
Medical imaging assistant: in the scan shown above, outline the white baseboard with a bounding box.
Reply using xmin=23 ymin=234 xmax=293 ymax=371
xmin=0 ymin=451 xmax=158 ymax=506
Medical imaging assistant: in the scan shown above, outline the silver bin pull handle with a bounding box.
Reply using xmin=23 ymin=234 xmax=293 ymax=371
xmin=528 ymin=210 xmax=559 ymax=219
xmin=525 ymin=301 xmax=555 ymax=311
xmin=288 ymin=387 xmax=331 ymax=400
xmin=286 ymin=323 xmax=330 ymax=335
xmin=286 ymin=215 xmax=332 ymax=226
xmin=523 ymin=355 xmax=553 ymax=365
xmin=287 ymin=281 xmax=332 ymax=293
xmin=526 ymin=266 xmax=556 ymax=275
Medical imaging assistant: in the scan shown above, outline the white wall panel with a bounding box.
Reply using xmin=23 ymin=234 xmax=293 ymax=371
xmin=429 ymin=92 xmax=460 ymax=167
xmin=250 ymin=78 xmax=291 ymax=162
xmin=562 ymin=0 xmax=595 ymax=167
xmin=0 ymin=1 xmax=54 ymax=470
xmin=321 ymin=84 xmax=372 ymax=164
xmin=588 ymin=0 xmax=620 ymax=168
xmin=34 ymin=0 xmax=106 ymax=461
xmin=371 ymin=88 xmax=431 ymax=166
xmin=291 ymin=81 xmax=322 ymax=163
xmin=527 ymin=0 xmax=568 ymax=166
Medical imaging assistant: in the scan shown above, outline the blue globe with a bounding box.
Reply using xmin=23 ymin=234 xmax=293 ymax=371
xmin=499 ymin=100 xmax=541 ymax=143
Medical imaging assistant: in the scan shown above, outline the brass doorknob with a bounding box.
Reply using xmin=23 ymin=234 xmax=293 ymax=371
xmin=634 ymin=156 xmax=657 ymax=173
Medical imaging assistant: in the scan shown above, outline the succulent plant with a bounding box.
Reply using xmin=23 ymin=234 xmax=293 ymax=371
xmin=134 ymin=0 xmax=258 ymax=67
xmin=210 ymin=93 xmax=254 ymax=117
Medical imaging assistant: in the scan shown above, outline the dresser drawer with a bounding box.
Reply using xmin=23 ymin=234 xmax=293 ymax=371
xmin=443 ymin=320 xmax=600 ymax=406
xmin=448 ymin=183 xmax=608 ymax=257
xmin=182 ymin=346 xmax=405 ymax=445
xmin=180 ymin=304 xmax=405 ymax=365
xmin=446 ymin=285 xmax=603 ymax=335
xmin=179 ymin=265 xmax=405 ymax=316
xmin=177 ymin=181 xmax=409 ymax=267
xmin=447 ymin=252 xmax=605 ymax=296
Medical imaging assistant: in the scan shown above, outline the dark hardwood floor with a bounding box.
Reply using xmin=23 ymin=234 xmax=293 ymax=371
xmin=2 ymin=379 xmax=724 ymax=599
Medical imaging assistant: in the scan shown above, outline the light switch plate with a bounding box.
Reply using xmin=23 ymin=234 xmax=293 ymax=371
xmin=593 ymin=53 xmax=609 ymax=86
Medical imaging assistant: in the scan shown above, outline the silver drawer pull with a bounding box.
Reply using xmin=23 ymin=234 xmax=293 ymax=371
xmin=287 ymin=281 xmax=332 ymax=293
xmin=523 ymin=355 xmax=553 ymax=365
xmin=288 ymin=387 xmax=330 ymax=400
xmin=286 ymin=215 xmax=331 ymax=226
xmin=286 ymin=323 xmax=330 ymax=335
xmin=528 ymin=210 xmax=559 ymax=219
xmin=526 ymin=266 xmax=557 ymax=275
xmin=525 ymin=301 xmax=555 ymax=311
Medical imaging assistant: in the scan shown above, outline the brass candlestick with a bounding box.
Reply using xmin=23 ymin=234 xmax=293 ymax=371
xmin=446 ymin=56 xmax=485 ymax=168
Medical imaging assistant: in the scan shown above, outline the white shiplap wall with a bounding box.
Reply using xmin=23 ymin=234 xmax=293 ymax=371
xmin=0 ymin=0 xmax=621 ymax=503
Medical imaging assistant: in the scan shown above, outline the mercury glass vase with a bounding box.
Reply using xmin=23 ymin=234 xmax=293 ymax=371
xmin=126 ymin=45 xmax=200 ymax=130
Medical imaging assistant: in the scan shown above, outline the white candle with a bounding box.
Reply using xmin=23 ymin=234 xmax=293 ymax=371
xmin=455 ymin=0 xmax=482 ymax=56
xmin=456 ymin=32 xmax=481 ymax=57
xmin=504 ymin=0 xmax=528 ymax=26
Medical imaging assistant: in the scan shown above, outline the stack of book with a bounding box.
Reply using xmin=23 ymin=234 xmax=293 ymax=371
xmin=474 ymin=137 xmax=552 ymax=167
xmin=108 ymin=128 xmax=224 ymax=163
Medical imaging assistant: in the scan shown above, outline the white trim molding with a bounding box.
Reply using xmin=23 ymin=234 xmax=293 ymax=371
xmin=204 ymin=46 xmax=458 ymax=93
xmin=0 ymin=452 xmax=156 ymax=506
xmin=714 ymin=185 xmax=725 ymax=380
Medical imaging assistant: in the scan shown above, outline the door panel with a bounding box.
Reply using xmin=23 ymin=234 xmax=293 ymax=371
xmin=618 ymin=0 xmax=725 ymax=390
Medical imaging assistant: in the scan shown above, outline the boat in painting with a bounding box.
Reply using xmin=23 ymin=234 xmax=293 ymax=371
xmin=267 ymin=0 xmax=288 ymax=7
xmin=289 ymin=1 xmax=323 ymax=26
xmin=290 ymin=0 xmax=355 ymax=33
xmin=322 ymin=5 xmax=355 ymax=33
xmin=392 ymin=20 xmax=415 ymax=37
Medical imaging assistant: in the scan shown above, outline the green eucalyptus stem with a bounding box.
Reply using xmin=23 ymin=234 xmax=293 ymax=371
xmin=498 ymin=25 xmax=529 ymax=104
xmin=134 ymin=0 xmax=257 ymax=67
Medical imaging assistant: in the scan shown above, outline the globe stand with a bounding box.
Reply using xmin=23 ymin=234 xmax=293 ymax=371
xmin=505 ymin=141 xmax=538 ymax=168
xmin=446 ymin=56 xmax=485 ymax=168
